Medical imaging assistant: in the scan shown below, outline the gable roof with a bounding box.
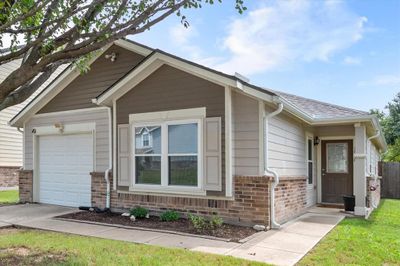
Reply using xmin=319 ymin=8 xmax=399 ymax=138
xmin=273 ymin=90 xmax=368 ymax=119
xmin=9 ymin=39 xmax=153 ymax=127
xmin=8 ymin=38 xmax=386 ymax=151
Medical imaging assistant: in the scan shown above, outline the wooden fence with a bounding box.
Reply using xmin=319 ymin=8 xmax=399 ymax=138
xmin=380 ymin=162 xmax=400 ymax=199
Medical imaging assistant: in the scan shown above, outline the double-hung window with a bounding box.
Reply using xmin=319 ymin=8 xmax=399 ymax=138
xmin=306 ymin=135 xmax=313 ymax=185
xmin=131 ymin=114 xmax=203 ymax=193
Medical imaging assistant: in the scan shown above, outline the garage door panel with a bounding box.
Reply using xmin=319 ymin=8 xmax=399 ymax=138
xmin=38 ymin=134 xmax=93 ymax=207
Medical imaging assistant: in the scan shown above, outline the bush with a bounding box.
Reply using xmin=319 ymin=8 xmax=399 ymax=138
xmin=129 ymin=207 xmax=148 ymax=219
xmin=160 ymin=210 xmax=180 ymax=222
xmin=188 ymin=214 xmax=207 ymax=231
xmin=210 ymin=216 xmax=223 ymax=229
xmin=188 ymin=214 xmax=224 ymax=232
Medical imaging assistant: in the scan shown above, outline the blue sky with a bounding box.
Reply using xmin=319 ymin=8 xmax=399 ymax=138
xmin=130 ymin=0 xmax=400 ymax=112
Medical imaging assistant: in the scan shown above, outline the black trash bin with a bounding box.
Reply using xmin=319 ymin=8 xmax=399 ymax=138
xmin=343 ymin=195 xmax=355 ymax=211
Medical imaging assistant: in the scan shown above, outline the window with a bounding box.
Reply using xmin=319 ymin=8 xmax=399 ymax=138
xmin=142 ymin=132 xmax=150 ymax=147
xmin=134 ymin=126 xmax=161 ymax=185
xmin=168 ymin=123 xmax=198 ymax=186
xmin=307 ymin=137 xmax=313 ymax=185
xmin=326 ymin=143 xmax=348 ymax=173
xmin=132 ymin=119 xmax=202 ymax=191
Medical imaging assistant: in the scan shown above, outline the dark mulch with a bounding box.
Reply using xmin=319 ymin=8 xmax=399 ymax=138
xmin=58 ymin=211 xmax=257 ymax=242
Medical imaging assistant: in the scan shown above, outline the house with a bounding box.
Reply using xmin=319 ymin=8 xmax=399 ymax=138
xmin=9 ymin=39 xmax=386 ymax=227
xmin=0 ymin=60 xmax=63 ymax=188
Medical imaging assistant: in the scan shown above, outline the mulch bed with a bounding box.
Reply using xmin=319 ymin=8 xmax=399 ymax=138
xmin=58 ymin=211 xmax=257 ymax=242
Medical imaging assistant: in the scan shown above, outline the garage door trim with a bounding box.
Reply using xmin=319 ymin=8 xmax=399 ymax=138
xmin=32 ymin=122 xmax=96 ymax=203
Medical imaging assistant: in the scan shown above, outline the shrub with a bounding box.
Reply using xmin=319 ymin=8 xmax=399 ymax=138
xmin=129 ymin=207 xmax=148 ymax=219
xmin=188 ymin=214 xmax=207 ymax=231
xmin=210 ymin=216 xmax=223 ymax=229
xmin=188 ymin=214 xmax=224 ymax=232
xmin=160 ymin=210 xmax=180 ymax=222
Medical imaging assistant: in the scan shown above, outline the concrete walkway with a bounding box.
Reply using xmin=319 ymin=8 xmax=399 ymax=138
xmin=0 ymin=204 xmax=345 ymax=266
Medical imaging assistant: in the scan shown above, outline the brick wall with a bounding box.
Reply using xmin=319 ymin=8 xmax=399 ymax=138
xmin=0 ymin=166 xmax=20 ymax=188
xmin=17 ymin=170 xmax=33 ymax=203
xmin=91 ymin=172 xmax=272 ymax=226
xmin=274 ymin=177 xmax=307 ymax=224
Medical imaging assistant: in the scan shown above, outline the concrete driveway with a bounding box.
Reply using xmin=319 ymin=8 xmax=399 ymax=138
xmin=0 ymin=203 xmax=75 ymax=226
xmin=0 ymin=204 xmax=345 ymax=266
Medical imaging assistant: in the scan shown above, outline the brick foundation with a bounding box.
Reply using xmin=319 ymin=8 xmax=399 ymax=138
xmin=17 ymin=170 xmax=33 ymax=203
xmin=0 ymin=166 xmax=20 ymax=188
xmin=91 ymin=172 xmax=272 ymax=226
xmin=274 ymin=177 xmax=307 ymax=224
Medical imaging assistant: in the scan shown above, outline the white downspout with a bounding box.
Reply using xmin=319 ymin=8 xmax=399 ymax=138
xmin=104 ymin=107 xmax=113 ymax=209
xmin=264 ymin=100 xmax=284 ymax=229
xmin=17 ymin=127 xmax=23 ymax=133
xmin=366 ymin=130 xmax=380 ymax=209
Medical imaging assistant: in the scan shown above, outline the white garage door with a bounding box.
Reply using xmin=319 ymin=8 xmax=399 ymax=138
xmin=38 ymin=134 xmax=93 ymax=207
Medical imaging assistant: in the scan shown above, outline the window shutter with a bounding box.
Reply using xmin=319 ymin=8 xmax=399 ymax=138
xmin=204 ymin=117 xmax=222 ymax=191
xmin=118 ymin=125 xmax=130 ymax=186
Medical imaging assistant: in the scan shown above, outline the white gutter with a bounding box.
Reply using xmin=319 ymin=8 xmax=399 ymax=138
xmin=264 ymin=99 xmax=284 ymax=229
xmin=17 ymin=127 xmax=23 ymax=133
xmin=104 ymin=106 xmax=113 ymax=209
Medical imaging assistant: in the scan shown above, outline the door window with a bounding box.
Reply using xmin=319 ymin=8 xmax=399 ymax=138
xmin=326 ymin=143 xmax=348 ymax=173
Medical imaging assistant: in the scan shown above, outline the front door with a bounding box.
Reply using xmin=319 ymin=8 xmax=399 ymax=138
xmin=321 ymin=140 xmax=353 ymax=204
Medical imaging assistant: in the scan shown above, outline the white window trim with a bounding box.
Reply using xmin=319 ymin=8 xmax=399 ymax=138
xmin=129 ymin=110 xmax=205 ymax=195
xmin=306 ymin=132 xmax=314 ymax=187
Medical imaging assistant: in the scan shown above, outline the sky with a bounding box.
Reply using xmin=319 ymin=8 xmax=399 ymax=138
xmin=130 ymin=0 xmax=400 ymax=112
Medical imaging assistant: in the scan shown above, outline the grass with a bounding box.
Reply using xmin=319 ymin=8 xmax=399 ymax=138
xmin=0 ymin=189 xmax=19 ymax=204
xmin=299 ymin=199 xmax=400 ymax=265
xmin=0 ymin=228 xmax=267 ymax=266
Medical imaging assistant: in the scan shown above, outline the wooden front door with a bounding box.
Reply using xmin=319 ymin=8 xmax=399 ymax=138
xmin=321 ymin=140 xmax=353 ymax=204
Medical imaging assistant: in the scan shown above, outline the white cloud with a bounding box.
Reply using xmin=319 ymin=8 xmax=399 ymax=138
xmin=374 ymin=74 xmax=400 ymax=86
xmin=357 ymin=74 xmax=400 ymax=87
xmin=212 ymin=0 xmax=367 ymax=75
xmin=343 ymin=56 xmax=361 ymax=65
xmin=169 ymin=24 xmax=202 ymax=59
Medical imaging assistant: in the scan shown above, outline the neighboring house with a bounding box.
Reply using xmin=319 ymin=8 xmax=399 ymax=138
xmin=0 ymin=60 xmax=64 ymax=188
xmin=9 ymin=39 xmax=386 ymax=227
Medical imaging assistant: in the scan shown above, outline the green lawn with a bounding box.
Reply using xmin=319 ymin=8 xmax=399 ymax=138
xmin=0 ymin=228 xmax=267 ymax=266
xmin=299 ymin=199 xmax=400 ymax=265
xmin=0 ymin=189 xmax=19 ymax=204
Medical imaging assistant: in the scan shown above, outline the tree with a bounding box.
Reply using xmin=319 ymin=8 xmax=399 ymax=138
xmin=0 ymin=0 xmax=246 ymax=111
xmin=371 ymin=92 xmax=400 ymax=162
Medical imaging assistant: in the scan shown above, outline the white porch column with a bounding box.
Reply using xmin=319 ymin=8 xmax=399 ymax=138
xmin=354 ymin=123 xmax=367 ymax=216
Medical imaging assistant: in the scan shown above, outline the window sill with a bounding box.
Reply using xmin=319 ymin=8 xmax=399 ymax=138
xmin=129 ymin=185 xmax=207 ymax=196
xmin=118 ymin=189 xmax=234 ymax=200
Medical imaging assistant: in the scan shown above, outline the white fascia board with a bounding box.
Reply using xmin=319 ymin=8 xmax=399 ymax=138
xmin=113 ymin=39 xmax=152 ymax=56
xmin=156 ymin=53 xmax=237 ymax=88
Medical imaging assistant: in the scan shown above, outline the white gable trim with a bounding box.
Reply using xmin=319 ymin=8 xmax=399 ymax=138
xmin=10 ymin=39 xmax=153 ymax=128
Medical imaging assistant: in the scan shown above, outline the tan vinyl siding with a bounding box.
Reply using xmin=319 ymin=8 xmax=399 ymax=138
xmin=38 ymin=45 xmax=145 ymax=113
xmin=268 ymin=109 xmax=306 ymax=177
xmin=24 ymin=108 xmax=110 ymax=171
xmin=116 ymin=65 xmax=225 ymax=194
xmin=232 ymin=91 xmax=260 ymax=176
xmin=116 ymin=65 xmax=225 ymax=123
